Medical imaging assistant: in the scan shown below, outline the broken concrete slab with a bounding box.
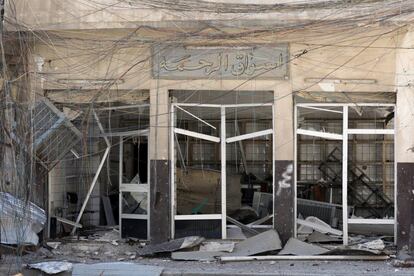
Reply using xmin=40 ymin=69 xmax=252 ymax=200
xmin=297 ymin=217 xmax=342 ymax=236
xmin=227 ymin=229 xmax=282 ymax=257
xmin=172 ymin=251 xmax=226 ymax=261
xmin=200 ymin=241 xmax=235 ymax=253
xmin=356 ymin=239 xmax=385 ymax=251
xmin=279 ymin=238 xmax=329 ymax=256
xmin=306 ymin=231 xmax=342 ymax=243
xmin=137 ymin=236 xmax=204 ymax=256
xmin=72 ymin=262 xmax=163 ymax=276
xmin=26 ymin=261 xmax=73 ymax=274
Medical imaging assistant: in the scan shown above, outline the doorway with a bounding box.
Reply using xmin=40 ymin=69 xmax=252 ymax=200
xmin=170 ymin=91 xmax=275 ymax=239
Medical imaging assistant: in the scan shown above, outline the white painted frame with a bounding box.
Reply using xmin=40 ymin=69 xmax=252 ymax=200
xmin=294 ymin=103 xmax=397 ymax=245
xmin=119 ymin=130 xmax=150 ymax=240
xmin=171 ymin=103 xmax=275 ymax=239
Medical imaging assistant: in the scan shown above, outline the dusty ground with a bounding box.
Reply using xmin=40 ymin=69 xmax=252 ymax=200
xmin=2 ymin=254 xmax=414 ymax=276
xmin=0 ymin=233 xmax=413 ymax=275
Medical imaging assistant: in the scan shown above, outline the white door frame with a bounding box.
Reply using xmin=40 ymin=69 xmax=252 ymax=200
xmin=294 ymin=103 xmax=396 ymax=245
xmin=119 ymin=132 xmax=150 ymax=240
xmin=171 ymin=103 xmax=274 ymax=239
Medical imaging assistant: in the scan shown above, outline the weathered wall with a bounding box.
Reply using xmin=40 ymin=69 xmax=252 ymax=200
xmin=7 ymin=0 xmax=413 ymax=31
xmin=25 ymin=18 xmax=408 ymax=243
xmin=395 ymin=26 xmax=414 ymax=251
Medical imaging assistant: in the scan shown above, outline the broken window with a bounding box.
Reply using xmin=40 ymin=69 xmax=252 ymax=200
xmin=296 ymin=104 xmax=396 ymax=245
xmin=171 ymin=90 xmax=274 ymax=239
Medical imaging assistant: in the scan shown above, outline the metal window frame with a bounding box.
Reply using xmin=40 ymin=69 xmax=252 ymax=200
xmin=294 ymin=103 xmax=397 ymax=245
xmin=119 ymin=130 xmax=150 ymax=241
xmin=171 ymin=103 xmax=275 ymax=239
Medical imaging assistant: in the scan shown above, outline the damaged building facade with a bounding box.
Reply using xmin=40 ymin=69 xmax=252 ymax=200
xmin=3 ymin=0 xmax=414 ymax=254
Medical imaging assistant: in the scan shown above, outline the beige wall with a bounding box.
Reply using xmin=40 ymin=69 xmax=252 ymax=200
xmin=7 ymin=0 xmax=411 ymax=31
xmin=396 ymin=27 xmax=414 ymax=163
xmin=27 ymin=26 xmax=408 ymax=162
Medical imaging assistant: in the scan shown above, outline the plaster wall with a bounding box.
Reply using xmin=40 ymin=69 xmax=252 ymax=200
xmin=7 ymin=0 xmax=413 ymax=31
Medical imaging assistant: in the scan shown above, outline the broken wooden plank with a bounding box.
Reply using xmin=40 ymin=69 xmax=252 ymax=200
xmin=220 ymin=255 xmax=390 ymax=262
xmin=55 ymin=217 xmax=82 ymax=228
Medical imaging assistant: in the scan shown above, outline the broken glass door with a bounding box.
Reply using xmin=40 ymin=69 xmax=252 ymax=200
xmin=225 ymin=105 xmax=274 ymax=236
xmin=119 ymin=134 xmax=149 ymax=239
xmin=172 ymin=104 xmax=224 ymax=239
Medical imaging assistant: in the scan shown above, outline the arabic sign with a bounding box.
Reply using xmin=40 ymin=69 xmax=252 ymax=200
xmin=152 ymin=45 xmax=289 ymax=79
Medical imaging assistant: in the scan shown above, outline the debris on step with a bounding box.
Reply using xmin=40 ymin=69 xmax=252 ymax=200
xmin=26 ymin=261 xmax=73 ymax=274
xmin=227 ymin=229 xmax=282 ymax=257
xmin=392 ymin=259 xmax=414 ymax=268
xmin=306 ymin=231 xmax=342 ymax=243
xmin=199 ymin=241 xmax=235 ymax=253
xmin=297 ymin=216 xmax=342 ymax=236
xmin=393 ymin=249 xmax=414 ymax=267
xmin=356 ymin=239 xmax=385 ymax=251
xmin=171 ymin=251 xmax=226 ymax=261
xmin=137 ymin=236 xmax=205 ymax=256
xmin=278 ymin=238 xmax=329 ymax=256
xmin=93 ymin=229 xmax=119 ymax=242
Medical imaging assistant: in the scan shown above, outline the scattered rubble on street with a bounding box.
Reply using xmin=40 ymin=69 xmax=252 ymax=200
xmin=1 ymin=226 xmax=404 ymax=275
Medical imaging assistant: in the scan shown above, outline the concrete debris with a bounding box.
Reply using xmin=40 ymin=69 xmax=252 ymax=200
xmin=279 ymin=238 xmax=329 ymax=256
xmin=171 ymin=251 xmax=226 ymax=261
xmin=357 ymin=239 xmax=385 ymax=251
xmin=0 ymin=192 xmax=46 ymax=245
xmin=27 ymin=261 xmax=73 ymax=274
xmin=390 ymin=247 xmax=414 ymax=267
xmin=227 ymin=229 xmax=282 ymax=257
xmin=72 ymin=262 xmax=163 ymax=276
xmin=37 ymin=247 xmax=54 ymax=258
xmin=306 ymin=231 xmax=342 ymax=243
xmin=46 ymin=242 xmax=61 ymax=250
xmin=297 ymin=216 xmax=342 ymax=236
xmin=137 ymin=236 xmax=205 ymax=256
xmin=199 ymin=241 xmax=235 ymax=253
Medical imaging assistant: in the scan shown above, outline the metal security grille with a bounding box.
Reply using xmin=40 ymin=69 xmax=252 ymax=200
xmin=33 ymin=98 xmax=82 ymax=171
